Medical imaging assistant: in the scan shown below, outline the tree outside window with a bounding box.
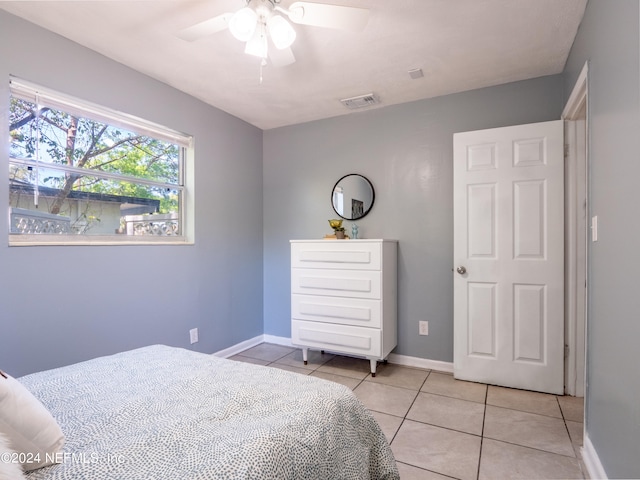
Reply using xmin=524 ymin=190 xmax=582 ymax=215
xmin=8 ymin=79 xmax=191 ymax=242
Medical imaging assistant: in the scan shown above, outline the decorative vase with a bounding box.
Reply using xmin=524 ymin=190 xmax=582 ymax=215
xmin=328 ymin=219 xmax=343 ymax=230
xmin=336 ymin=230 xmax=345 ymax=239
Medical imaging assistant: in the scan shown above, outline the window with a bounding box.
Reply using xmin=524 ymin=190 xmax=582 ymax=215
xmin=8 ymin=77 xmax=194 ymax=245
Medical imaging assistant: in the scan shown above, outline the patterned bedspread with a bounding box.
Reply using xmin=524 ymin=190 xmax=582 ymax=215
xmin=19 ymin=345 xmax=399 ymax=479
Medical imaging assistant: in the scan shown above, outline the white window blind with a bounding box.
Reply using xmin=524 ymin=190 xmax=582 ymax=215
xmin=9 ymin=77 xmax=193 ymax=148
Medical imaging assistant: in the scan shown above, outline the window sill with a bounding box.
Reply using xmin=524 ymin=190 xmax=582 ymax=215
xmin=9 ymin=234 xmax=194 ymax=246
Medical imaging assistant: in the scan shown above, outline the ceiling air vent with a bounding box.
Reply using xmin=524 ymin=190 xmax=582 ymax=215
xmin=340 ymin=93 xmax=380 ymax=110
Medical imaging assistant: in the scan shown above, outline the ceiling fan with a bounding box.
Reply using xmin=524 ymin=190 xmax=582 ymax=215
xmin=177 ymin=0 xmax=370 ymax=67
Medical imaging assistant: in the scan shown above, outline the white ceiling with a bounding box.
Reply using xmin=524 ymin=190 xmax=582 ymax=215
xmin=0 ymin=0 xmax=587 ymax=130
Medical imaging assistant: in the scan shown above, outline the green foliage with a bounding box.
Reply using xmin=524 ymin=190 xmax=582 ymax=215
xmin=10 ymin=97 xmax=180 ymax=214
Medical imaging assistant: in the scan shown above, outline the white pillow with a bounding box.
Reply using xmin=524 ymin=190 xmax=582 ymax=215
xmin=0 ymin=370 xmax=65 ymax=471
xmin=0 ymin=431 xmax=26 ymax=480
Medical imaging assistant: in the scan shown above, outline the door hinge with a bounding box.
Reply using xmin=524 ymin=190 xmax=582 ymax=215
xmin=564 ymin=144 xmax=570 ymax=159
xmin=564 ymin=344 xmax=570 ymax=358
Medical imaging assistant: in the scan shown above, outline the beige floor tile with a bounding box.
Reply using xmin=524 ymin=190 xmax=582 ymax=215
xmin=396 ymin=462 xmax=453 ymax=480
xmin=316 ymin=355 xmax=372 ymax=380
xmin=566 ymin=420 xmax=584 ymax=456
xmin=487 ymin=385 xmax=563 ymax=418
xmin=421 ymin=371 xmax=487 ymax=403
xmin=484 ymin=405 xmax=575 ymax=457
xmin=272 ymin=348 xmax=334 ymax=370
xmin=269 ymin=363 xmax=311 ymax=375
xmin=228 ymin=355 xmax=270 ymax=366
xmin=558 ymin=395 xmax=585 ymax=422
xmin=353 ymin=381 xmax=418 ymax=417
xmin=239 ymin=343 xmax=296 ymax=362
xmin=309 ymin=371 xmax=362 ymax=390
xmin=407 ymin=392 xmax=485 ymax=435
xmin=239 ymin=344 xmax=587 ymax=479
xmin=392 ymin=420 xmax=481 ymax=480
xmin=366 ymin=363 xmax=429 ymax=390
xmin=369 ymin=411 xmax=403 ymax=444
xmin=479 ymin=438 xmax=584 ymax=479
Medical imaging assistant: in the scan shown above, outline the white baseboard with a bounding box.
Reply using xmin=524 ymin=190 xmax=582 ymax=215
xmin=388 ymin=352 xmax=454 ymax=373
xmin=213 ymin=335 xmax=265 ymax=358
xmin=582 ymin=433 xmax=608 ymax=480
xmin=263 ymin=334 xmax=294 ymax=347
xmin=218 ymin=335 xmax=454 ymax=373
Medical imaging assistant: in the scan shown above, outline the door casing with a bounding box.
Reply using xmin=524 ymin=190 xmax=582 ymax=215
xmin=562 ymin=61 xmax=589 ymax=398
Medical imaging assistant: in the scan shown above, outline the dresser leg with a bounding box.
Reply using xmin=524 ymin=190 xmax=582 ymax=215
xmin=370 ymin=359 xmax=377 ymax=377
xmin=302 ymin=348 xmax=308 ymax=365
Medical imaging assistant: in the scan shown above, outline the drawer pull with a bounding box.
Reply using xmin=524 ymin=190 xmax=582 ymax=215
xmin=300 ymin=250 xmax=372 ymax=264
xmin=299 ymin=276 xmax=372 ymax=292
xmin=299 ymin=328 xmax=372 ymax=351
xmin=299 ymin=302 xmax=372 ymax=321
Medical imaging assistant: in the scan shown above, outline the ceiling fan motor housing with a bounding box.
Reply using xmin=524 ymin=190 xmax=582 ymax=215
xmin=251 ymin=0 xmax=276 ymax=19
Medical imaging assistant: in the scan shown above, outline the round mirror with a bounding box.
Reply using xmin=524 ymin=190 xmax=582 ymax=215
xmin=331 ymin=174 xmax=375 ymax=220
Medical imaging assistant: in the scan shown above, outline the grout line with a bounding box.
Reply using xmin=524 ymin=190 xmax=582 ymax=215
xmin=481 ymin=436 xmax=582 ymax=460
xmin=418 ymin=369 xmax=431 ymax=391
xmin=395 ymin=461 xmax=460 ymax=480
xmin=484 ymin=402 xmax=567 ymax=420
xmin=418 ymin=389 xmax=486 ymax=405
xmin=361 ymin=379 xmax=428 ymax=393
xmin=386 ymin=384 xmax=423 ymax=445
xmin=557 ymin=396 xmax=583 ymax=464
xmin=402 ymin=385 xmax=422 ymax=417
xmin=388 ymin=417 xmax=405 ymax=446
xmin=476 ymin=382 xmax=490 ymax=480
xmin=385 ymin=414 xmax=483 ymax=439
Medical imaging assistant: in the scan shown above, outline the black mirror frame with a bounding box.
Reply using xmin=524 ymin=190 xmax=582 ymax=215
xmin=330 ymin=173 xmax=375 ymax=221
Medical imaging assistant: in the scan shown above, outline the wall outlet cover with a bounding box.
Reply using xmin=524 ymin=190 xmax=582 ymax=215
xmin=419 ymin=321 xmax=429 ymax=335
xmin=189 ymin=328 xmax=198 ymax=344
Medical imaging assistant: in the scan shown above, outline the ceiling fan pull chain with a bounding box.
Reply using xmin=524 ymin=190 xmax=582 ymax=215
xmin=259 ymin=58 xmax=267 ymax=84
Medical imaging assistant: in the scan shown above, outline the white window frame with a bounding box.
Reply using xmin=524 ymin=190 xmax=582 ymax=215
xmin=8 ymin=77 xmax=195 ymax=246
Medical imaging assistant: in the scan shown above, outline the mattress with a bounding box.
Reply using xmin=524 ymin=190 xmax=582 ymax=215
xmin=19 ymin=345 xmax=399 ymax=479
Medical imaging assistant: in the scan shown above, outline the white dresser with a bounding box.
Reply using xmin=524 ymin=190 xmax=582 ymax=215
xmin=290 ymin=239 xmax=397 ymax=376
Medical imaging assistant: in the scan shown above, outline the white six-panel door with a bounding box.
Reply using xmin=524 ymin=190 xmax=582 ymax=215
xmin=453 ymin=120 xmax=564 ymax=394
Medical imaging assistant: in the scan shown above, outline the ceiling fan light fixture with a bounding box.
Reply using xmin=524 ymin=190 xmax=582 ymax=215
xmin=244 ymin=22 xmax=268 ymax=58
xmin=229 ymin=7 xmax=258 ymax=42
xmin=267 ymin=14 xmax=296 ymax=49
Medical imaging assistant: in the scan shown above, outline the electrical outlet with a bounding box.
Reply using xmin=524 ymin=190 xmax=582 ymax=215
xmin=419 ymin=321 xmax=429 ymax=336
xmin=189 ymin=328 xmax=198 ymax=344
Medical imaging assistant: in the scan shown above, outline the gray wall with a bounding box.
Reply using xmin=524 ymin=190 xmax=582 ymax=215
xmin=563 ymin=1 xmax=640 ymax=478
xmin=0 ymin=11 xmax=264 ymax=377
xmin=5 ymin=4 xmax=639 ymax=477
xmin=263 ymin=75 xmax=563 ymax=361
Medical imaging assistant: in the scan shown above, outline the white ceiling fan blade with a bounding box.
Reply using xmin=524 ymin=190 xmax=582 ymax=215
xmin=177 ymin=13 xmax=232 ymax=42
xmin=269 ymin=45 xmax=296 ymax=67
xmin=286 ymin=2 xmax=369 ymax=32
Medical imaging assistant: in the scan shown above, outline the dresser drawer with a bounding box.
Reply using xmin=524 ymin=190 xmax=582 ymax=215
xmin=291 ymin=268 xmax=381 ymax=299
xmin=292 ymin=294 xmax=381 ymax=328
xmin=292 ymin=320 xmax=381 ymax=357
xmin=291 ymin=241 xmax=381 ymax=270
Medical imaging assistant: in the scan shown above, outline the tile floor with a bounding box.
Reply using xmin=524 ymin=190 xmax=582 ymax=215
xmin=230 ymin=343 xmax=587 ymax=480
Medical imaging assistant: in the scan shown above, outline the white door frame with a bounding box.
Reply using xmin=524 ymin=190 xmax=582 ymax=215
xmin=562 ymin=61 xmax=589 ymax=397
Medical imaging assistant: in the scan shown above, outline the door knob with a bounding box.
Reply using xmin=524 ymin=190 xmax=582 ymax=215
xmin=456 ymin=266 xmax=467 ymax=275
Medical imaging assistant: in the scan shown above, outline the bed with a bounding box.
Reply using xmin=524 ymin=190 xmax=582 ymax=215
xmin=3 ymin=345 xmax=399 ymax=479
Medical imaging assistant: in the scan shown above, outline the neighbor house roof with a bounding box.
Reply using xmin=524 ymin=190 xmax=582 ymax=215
xmin=10 ymin=179 xmax=160 ymax=215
